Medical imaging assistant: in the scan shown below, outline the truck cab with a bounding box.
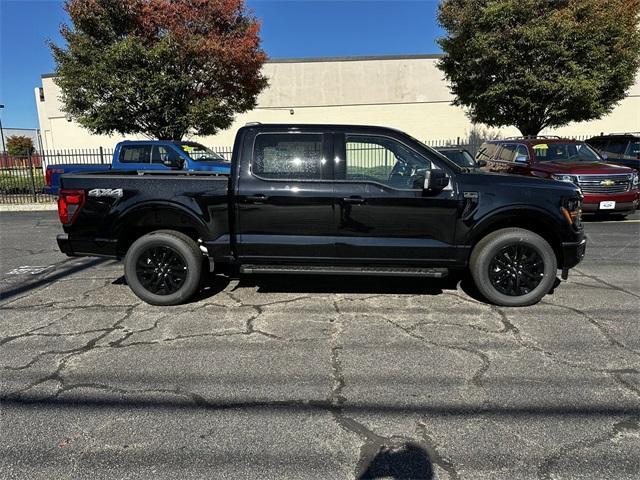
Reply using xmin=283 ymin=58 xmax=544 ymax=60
xmin=113 ymin=140 xmax=230 ymax=173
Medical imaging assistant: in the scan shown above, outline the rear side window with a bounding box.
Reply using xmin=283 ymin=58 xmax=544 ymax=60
xmin=120 ymin=146 xmax=151 ymax=163
xmin=476 ymin=143 xmax=497 ymax=161
xmin=252 ymin=133 xmax=325 ymax=180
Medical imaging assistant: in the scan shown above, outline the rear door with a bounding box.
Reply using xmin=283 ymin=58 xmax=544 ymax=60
xmin=332 ymin=132 xmax=460 ymax=264
xmin=235 ymin=130 xmax=336 ymax=261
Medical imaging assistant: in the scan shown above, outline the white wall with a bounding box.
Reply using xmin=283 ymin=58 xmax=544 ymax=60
xmin=35 ymin=55 xmax=640 ymax=150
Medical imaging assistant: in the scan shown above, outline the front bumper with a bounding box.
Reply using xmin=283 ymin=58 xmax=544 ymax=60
xmin=561 ymin=236 xmax=587 ymax=270
xmin=582 ymin=190 xmax=638 ymax=214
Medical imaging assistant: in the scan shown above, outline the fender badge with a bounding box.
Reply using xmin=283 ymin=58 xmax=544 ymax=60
xmin=88 ymin=188 xmax=123 ymax=198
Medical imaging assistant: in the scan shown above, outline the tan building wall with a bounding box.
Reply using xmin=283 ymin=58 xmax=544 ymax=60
xmin=35 ymin=54 xmax=640 ymax=150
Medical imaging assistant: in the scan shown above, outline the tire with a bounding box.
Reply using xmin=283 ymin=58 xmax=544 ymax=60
xmin=124 ymin=230 xmax=203 ymax=306
xmin=469 ymin=228 xmax=557 ymax=307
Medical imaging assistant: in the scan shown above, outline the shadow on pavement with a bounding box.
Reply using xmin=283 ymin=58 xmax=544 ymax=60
xmin=235 ymin=273 xmax=463 ymax=296
xmin=0 ymin=258 xmax=107 ymax=302
xmin=359 ymin=442 xmax=433 ymax=479
xmin=3 ymin=394 xmax=638 ymax=418
xmin=582 ymin=213 xmax=630 ymax=222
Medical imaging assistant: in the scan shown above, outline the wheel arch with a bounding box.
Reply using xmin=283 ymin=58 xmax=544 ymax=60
xmin=466 ymin=207 xmax=565 ymax=266
xmin=114 ymin=202 xmax=208 ymax=256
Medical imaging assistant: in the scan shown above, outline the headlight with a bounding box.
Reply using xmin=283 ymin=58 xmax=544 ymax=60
xmin=631 ymin=172 xmax=639 ymax=187
xmin=561 ymin=197 xmax=582 ymax=227
xmin=552 ymin=174 xmax=576 ymax=183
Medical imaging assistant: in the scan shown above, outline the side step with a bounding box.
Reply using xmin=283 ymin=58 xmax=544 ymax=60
xmin=240 ymin=264 xmax=448 ymax=278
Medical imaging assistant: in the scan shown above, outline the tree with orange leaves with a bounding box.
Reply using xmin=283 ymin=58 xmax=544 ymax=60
xmin=50 ymin=0 xmax=268 ymax=140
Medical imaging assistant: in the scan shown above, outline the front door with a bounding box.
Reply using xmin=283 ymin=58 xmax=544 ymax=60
xmin=235 ymin=131 xmax=336 ymax=262
xmin=333 ymin=133 xmax=460 ymax=265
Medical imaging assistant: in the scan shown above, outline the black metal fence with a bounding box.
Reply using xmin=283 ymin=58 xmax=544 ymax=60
xmin=0 ymin=135 xmax=597 ymax=204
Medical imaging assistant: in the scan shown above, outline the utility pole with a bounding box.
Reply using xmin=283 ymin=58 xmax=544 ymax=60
xmin=0 ymin=104 xmax=5 ymax=153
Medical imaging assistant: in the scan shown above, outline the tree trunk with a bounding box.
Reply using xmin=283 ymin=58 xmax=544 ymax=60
xmin=516 ymin=119 xmax=544 ymax=138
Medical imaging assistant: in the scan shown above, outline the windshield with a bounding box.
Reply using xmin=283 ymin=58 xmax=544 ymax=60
xmin=438 ymin=149 xmax=476 ymax=167
xmin=179 ymin=143 xmax=228 ymax=162
xmin=533 ymin=142 xmax=601 ymax=162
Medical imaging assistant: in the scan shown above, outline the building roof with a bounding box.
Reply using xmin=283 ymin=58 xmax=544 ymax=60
xmin=41 ymin=53 xmax=444 ymax=77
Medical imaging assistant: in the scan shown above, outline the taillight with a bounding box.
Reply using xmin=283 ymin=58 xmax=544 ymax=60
xmin=46 ymin=168 xmax=64 ymax=186
xmin=58 ymin=189 xmax=85 ymax=226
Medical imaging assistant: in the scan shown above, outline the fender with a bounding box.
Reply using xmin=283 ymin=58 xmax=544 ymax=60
xmin=113 ymin=200 xmax=210 ymax=242
xmin=464 ymin=204 xmax=564 ymax=248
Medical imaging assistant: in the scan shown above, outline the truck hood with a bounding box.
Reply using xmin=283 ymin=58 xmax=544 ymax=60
xmin=534 ymin=161 xmax=633 ymax=175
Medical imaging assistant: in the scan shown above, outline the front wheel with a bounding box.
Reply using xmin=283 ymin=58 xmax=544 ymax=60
xmin=124 ymin=230 xmax=203 ymax=306
xmin=469 ymin=228 xmax=557 ymax=307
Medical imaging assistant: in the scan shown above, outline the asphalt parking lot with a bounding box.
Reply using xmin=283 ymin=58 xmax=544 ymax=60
xmin=1 ymin=210 xmax=639 ymax=479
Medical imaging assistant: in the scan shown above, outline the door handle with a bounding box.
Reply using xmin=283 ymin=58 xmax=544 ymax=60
xmin=343 ymin=196 xmax=365 ymax=204
xmin=246 ymin=194 xmax=267 ymax=203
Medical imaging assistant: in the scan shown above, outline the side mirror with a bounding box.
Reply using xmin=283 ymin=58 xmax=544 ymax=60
xmin=163 ymin=157 xmax=184 ymax=169
xmin=423 ymin=169 xmax=449 ymax=194
xmin=476 ymin=159 xmax=487 ymax=168
xmin=601 ymin=153 xmax=608 ymax=160
xmin=514 ymin=155 xmax=528 ymax=163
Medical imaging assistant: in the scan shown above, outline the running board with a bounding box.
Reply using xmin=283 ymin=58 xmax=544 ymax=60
xmin=240 ymin=264 xmax=448 ymax=278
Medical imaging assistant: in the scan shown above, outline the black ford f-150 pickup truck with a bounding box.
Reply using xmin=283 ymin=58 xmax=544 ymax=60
xmin=56 ymin=124 xmax=586 ymax=307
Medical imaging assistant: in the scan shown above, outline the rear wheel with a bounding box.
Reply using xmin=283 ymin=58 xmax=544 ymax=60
xmin=124 ymin=230 xmax=203 ymax=306
xmin=470 ymin=228 xmax=557 ymax=307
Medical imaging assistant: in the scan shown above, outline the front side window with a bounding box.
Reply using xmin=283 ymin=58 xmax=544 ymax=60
xmin=497 ymin=143 xmax=519 ymax=162
xmin=179 ymin=143 xmax=226 ymax=162
xmin=514 ymin=145 xmax=529 ymax=162
xmin=605 ymin=141 xmax=629 ymax=155
xmin=151 ymin=146 xmax=181 ymax=164
xmin=626 ymin=141 xmax=640 ymax=158
xmin=533 ymin=142 xmax=601 ymax=162
xmin=120 ymin=146 xmax=151 ymax=164
xmin=345 ymin=135 xmax=431 ymax=189
xmin=253 ymin=133 xmax=325 ymax=180
xmin=439 ymin=149 xmax=476 ymax=167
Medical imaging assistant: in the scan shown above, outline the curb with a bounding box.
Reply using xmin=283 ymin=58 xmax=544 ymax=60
xmin=0 ymin=203 xmax=57 ymax=212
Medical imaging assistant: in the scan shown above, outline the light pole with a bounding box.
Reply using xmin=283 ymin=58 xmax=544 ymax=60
xmin=0 ymin=104 xmax=5 ymax=153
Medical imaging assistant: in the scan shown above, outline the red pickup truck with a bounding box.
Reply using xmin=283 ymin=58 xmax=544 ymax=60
xmin=476 ymin=137 xmax=639 ymax=216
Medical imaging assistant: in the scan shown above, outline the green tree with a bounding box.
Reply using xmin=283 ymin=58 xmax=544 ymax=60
xmin=50 ymin=0 xmax=268 ymax=140
xmin=6 ymin=135 xmax=35 ymax=156
xmin=437 ymin=0 xmax=640 ymax=136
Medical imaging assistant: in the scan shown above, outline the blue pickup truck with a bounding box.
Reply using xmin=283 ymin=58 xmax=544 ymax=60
xmin=44 ymin=140 xmax=230 ymax=195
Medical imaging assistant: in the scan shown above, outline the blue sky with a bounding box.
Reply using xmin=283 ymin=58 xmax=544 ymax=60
xmin=0 ymin=0 xmax=442 ymax=129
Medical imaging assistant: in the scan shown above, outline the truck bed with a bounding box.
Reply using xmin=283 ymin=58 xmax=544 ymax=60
xmin=59 ymin=170 xmax=230 ymax=258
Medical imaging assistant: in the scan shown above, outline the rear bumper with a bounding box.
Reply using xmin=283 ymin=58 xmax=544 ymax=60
xmin=561 ymin=237 xmax=587 ymax=269
xmin=57 ymin=234 xmax=119 ymax=258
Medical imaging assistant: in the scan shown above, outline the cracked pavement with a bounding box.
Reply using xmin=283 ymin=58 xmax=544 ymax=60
xmin=1 ymin=211 xmax=639 ymax=479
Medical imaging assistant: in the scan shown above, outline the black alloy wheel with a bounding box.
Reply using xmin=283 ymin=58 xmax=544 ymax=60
xmin=488 ymin=244 xmax=544 ymax=296
xmin=469 ymin=227 xmax=557 ymax=307
xmin=124 ymin=230 xmax=204 ymax=306
xmin=136 ymin=246 xmax=188 ymax=295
